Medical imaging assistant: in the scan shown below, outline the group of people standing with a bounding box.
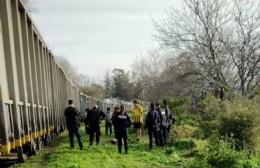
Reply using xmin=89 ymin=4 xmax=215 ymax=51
xmin=145 ymin=100 xmax=174 ymax=150
xmin=64 ymin=99 xmax=174 ymax=154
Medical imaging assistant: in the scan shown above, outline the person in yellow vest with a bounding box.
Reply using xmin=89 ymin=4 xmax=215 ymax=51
xmin=132 ymin=100 xmax=143 ymax=141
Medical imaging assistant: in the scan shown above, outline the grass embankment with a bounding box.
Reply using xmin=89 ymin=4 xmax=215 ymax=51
xmin=13 ymin=123 xmax=260 ymax=168
xmin=14 ymin=125 xmax=197 ymax=168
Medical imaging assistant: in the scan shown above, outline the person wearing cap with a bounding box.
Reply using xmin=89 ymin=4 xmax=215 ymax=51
xmin=64 ymin=100 xmax=83 ymax=150
xmin=132 ymin=100 xmax=143 ymax=141
xmin=85 ymin=105 xmax=106 ymax=146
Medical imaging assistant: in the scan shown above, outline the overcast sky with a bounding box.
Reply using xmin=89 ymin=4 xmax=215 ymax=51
xmin=30 ymin=0 xmax=180 ymax=80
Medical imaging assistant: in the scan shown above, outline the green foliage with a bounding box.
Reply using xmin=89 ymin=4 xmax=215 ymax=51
xmin=170 ymin=139 xmax=197 ymax=151
xmin=191 ymin=138 xmax=255 ymax=168
xmin=196 ymin=94 xmax=260 ymax=153
xmin=178 ymin=112 xmax=200 ymax=127
xmin=112 ymin=68 xmax=133 ymax=101
xmin=199 ymin=93 xmax=226 ymax=120
xmin=198 ymin=93 xmax=226 ymax=138
xmin=249 ymin=86 xmax=260 ymax=98
xmin=218 ymin=97 xmax=260 ymax=153
xmin=15 ymin=126 xmax=186 ymax=168
xmin=168 ymin=97 xmax=191 ymax=116
xmin=218 ymin=110 xmax=257 ymax=151
xmin=167 ymin=97 xmax=200 ymax=127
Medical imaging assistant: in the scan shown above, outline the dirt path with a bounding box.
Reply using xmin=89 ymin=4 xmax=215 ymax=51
xmin=4 ymin=132 xmax=68 ymax=168
xmin=36 ymin=133 xmax=68 ymax=168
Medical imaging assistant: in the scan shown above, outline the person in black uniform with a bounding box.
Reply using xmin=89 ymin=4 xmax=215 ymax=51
xmin=145 ymin=103 xmax=159 ymax=150
xmin=113 ymin=105 xmax=131 ymax=154
xmin=85 ymin=105 xmax=106 ymax=146
xmin=64 ymin=100 xmax=83 ymax=150
xmin=84 ymin=108 xmax=90 ymax=135
xmin=111 ymin=106 xmax=120 ymax=139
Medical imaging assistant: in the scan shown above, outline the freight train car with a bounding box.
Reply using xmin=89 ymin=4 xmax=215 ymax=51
xmin=0 ymin=0 xmax=139 ymax=162
xmin=0 ymin=0 xmax=80 ymax=161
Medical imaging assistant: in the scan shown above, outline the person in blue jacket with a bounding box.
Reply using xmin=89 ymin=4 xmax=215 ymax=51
xmin=145 ymin=103 xmax=159 ymax=150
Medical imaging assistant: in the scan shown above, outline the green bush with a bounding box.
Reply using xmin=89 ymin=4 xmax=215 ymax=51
xmin=167 ymin=97 xmax=200 ymax=127
xmin=178 ymin=112 xmax=201 ymax=127
xmin=191 ymin=138 xmax=255 ymax=168
xmin=218 ymin=110 xmax=257 ymax=151
xmin=168 ymin=97 xmax=191 ymax=116
xmin=198 ymin=93 xmax=226 ymax=138
xmin=199 ymin=93 xmax=226 ymax=120
xmin=217 ymin=96 xmax=260 ymax=153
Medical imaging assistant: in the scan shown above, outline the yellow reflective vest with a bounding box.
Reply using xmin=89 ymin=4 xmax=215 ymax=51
xmin=132 ymin=104 xmax=143 ymax=123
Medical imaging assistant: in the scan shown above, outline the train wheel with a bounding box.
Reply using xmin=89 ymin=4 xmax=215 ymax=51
xmin=17 ymin=146 xmax=27 ymax=162
xmin=31 ymin=140 xmax=38 ymax=155
xmin=50 ymin=132 xmax=55 ymax=141
xmin=43 ymin=134 xmax=50 ymax=145
xmin=37 ymin=137 xmax=44 ymax=151
xmin=54 ymin=127 xmax=60 ymax=136
xmin=60 ymin=124 xmax=65 ymax=133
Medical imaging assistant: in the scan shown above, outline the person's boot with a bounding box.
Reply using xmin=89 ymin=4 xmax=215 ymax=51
xmin=80 ymin=144 xmax=83 ymax=150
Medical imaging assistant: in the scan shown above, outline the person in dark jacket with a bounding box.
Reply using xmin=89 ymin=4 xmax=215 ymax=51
xmin=162 ymin=100 xmax=175 ymax=133
xmin=145 ymin=103 xmax=159 ymax=150
xmin=84 ymin=108 xmax=90 ymax=135
xmin=85 ymin=105 xmax=106 ymax=146
xmin=156 ymin=102 xmax=167 ymax=146
xmin=111 ymin=106 xmax=120 ymax=139
xmin=64 ymin=100 xmax=83 ymax=150
xmin=113 ymin=105 xmax=131 ymax=154
xmin=162 ymin=100 xmax=171 ymax=138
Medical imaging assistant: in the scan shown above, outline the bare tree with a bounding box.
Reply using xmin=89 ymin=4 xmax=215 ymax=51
xmin=130 ymin=71 xmax=145 ymax=100
xmin=155 ymin=0 xmax=260 ymax=97
xmin=55 ymin=56 xmax=80 ymax=85
xmin=80 ymin=84 xmax=104 ymax=99
xmin=220 ymin=0 xmax=260 ymax=96
xmin=159 ymin=53 xmax=203 ymax=99
xmin=154 ymin=0 xmax=235 ymax=99
xmin=103 ymin=69 xmax=113 ymax=98
xmin=132 ymin=49 xmax=166 ymax=101
xmin=77 ymin=73 xmax=91 ymax=87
